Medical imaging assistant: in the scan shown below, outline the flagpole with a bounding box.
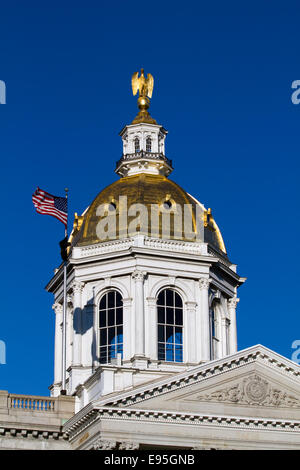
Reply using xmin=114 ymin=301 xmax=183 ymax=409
xmin=61 ymin=188 xmax=68 ymax=395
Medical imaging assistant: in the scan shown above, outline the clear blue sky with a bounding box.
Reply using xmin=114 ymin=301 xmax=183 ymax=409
xmin=0 ymin=1 xmax=299 ymax=395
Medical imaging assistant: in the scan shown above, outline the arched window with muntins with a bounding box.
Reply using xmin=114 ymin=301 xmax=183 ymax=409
xmin=99 ymin=290 xmax=123 ymax=364
xmin=157 ymin=289 xmax=183 ymax=362
xmin=134 ymin=137 xmax=140 ymax=153
xmin=146 ymin=137 xmax=152 ymax=152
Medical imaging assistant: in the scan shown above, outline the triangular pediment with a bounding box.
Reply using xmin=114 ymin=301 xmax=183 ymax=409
xmin=96 ymin=345 xmax=300 ymax=421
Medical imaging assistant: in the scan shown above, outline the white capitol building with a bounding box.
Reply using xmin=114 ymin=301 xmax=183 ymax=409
xmin=1 ymin=72 xmax=300 ymax=450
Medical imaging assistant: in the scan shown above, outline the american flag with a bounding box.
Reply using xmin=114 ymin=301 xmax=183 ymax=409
xmin=32 ymin=187 xmax=68 ymax=226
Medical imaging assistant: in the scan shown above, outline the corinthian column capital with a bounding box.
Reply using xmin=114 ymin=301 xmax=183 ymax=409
xmin=131 ymin=270 xmax=146 ymax=282
xmin=228 ymin=296 xmax=239 ymax=309
xmin=199 ymin=277 xmax=211 ymax=290
xmin=185 ymin=301 xmax=197 ymax=311
xmin=146 ymin=297 xmax=157 ymax=307
xmin=119 ymin=441 xmax=140 ymax=450
xmin=52 ymin=302 xmax=63 ymax=315
xmin=72 ymin=280 xmax=84 ymax=294
xmin=93 ymin=439 xmax=117 ymax=450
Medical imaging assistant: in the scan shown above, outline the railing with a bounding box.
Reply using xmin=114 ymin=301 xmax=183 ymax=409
xmin=116 ymin=151 xmax=173 ymax=169
xmin=9 ymin=394 xmax=56 ymax=412
xmin=0 ymin=391 xmax=75 ymax=423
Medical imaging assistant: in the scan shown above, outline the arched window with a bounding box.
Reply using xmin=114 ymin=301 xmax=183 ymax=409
xmin=157 ymin=289 xmax=183 ymax=362
xmin=134 ymin=137 xmax=140 ymax=153
xmin=146 ymin=137 xmax=152 ymax=152
xmin=99 ymin=290 xmax=123 ymax=364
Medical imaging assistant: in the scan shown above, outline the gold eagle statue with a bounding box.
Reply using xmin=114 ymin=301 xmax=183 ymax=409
xmin=132 ymin=68 xmax=154 ymax=98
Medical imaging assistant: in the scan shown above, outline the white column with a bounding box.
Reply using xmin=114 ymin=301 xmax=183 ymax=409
xmin=220 ymin=315 xmax=227 ymax=357
xmin=146 ymin=297 xmax=157 ymax=360
xmin=52 ymin=303 xmax=63 ymax=385
xmin=186 ymin=301 xmax=197 ymax=363
xmin=122 ymin=297 xmax=133 ymax=361
xmin=72 ymin=281 xmax=84 ymax=366
xmin=131 ymin=270 xmax=146 ymax=357
xmin=66 ymin=295 xmax=73 ymax=371
xmin=228 ymin=296 xmax=239 ymax=354
xmin=199 ymin=278 xmax=211 ymax=361
xmin=81 ymin=301 xmax=95 ymax=367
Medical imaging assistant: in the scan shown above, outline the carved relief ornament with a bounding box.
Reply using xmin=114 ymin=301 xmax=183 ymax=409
xmin=197 ymin=374 xmax=300 ymax=408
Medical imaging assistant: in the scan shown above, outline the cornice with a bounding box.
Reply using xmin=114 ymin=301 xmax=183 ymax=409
xmin=62 ymin=402 xmax=95 ymax=436
xmin=98 ymin=406 xmax=300 ymax=431
xmin=0 ymin=425 xmax=68 ymax=441
xmin=68 ymin=234 xmax=220 ymax=263
xmin=64 ymin=405 xmax=300 ymax=442
xmin=45 ymin=264 xmax=75 ymax=295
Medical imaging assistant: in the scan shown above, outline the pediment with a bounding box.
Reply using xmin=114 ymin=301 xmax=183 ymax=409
xmin=126 ymin=366 xmax=300 ymax=416
xmin=96 ymin=346 xmax=300 ymax=420
xmin=99 ymin=346 xmax=300 ymax=420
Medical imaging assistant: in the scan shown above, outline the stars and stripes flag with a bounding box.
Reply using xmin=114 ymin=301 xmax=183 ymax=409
xmin=32 ymin=187 xmax=68 ymax=226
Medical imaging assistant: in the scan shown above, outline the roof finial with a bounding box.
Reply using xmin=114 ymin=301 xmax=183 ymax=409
xmin=131 ymin=69 xmax=157 ymax=124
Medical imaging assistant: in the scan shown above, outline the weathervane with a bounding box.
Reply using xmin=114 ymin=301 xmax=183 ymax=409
xmin=131 ymin=69 xmax=156 ymax=124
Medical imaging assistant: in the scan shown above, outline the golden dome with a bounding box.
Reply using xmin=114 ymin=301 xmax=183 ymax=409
xmin=71 ymin=173 xmax=226 ymax=254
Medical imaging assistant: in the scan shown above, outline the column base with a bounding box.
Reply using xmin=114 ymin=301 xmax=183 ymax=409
xmin=130 ymin=355 xmax=149 ymax=369
xmin=68 ymin=365 xmax=93 ymax=394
